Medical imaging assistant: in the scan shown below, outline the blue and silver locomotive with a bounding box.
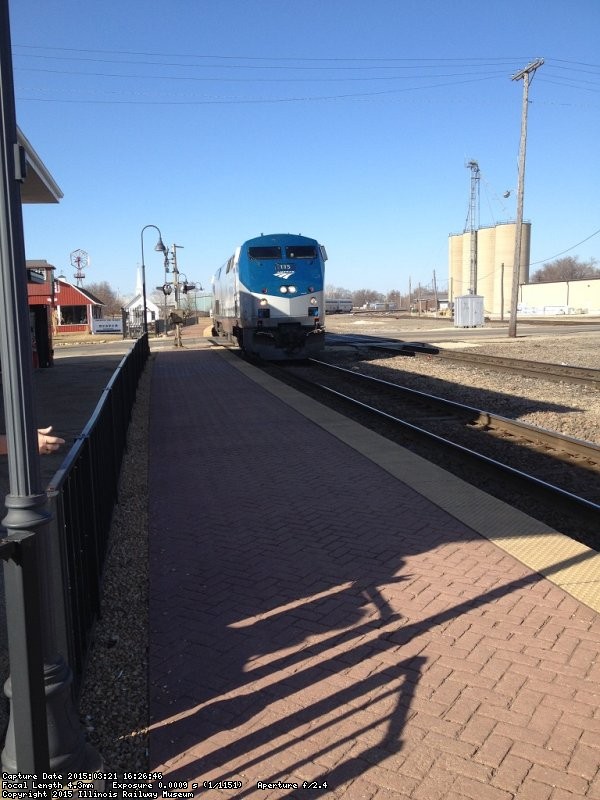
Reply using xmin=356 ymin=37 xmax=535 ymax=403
xmin=211 ymin=233 xmax=327 ymax=359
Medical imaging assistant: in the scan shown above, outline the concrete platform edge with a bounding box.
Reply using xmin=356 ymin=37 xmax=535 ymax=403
xmin=217 ymin=347 xmax=600 ymax=613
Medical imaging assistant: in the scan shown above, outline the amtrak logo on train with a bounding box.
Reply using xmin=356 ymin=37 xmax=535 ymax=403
xmin=274 ymin=265 xmax=295 ymax=279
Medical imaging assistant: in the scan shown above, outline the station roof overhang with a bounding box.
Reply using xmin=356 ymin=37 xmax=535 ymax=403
xmin=17 ymin=127 xmax=63 ymax=204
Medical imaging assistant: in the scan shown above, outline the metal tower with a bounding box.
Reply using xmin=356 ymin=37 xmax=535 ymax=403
xmin=464 ymin=160 xmax=480 ymax=294
xmin=70 ymin=248 xmax=88 ymax=287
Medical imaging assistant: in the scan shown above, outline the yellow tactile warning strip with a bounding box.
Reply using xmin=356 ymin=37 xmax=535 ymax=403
xmin=220 ymin=348 xmax=600 ymax=614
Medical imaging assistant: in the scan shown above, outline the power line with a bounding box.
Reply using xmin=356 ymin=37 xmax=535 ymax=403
xmin=15 ymin=74 xmax=500 ymax=105
xmin=538 ymin=77 xmax=600 ymax=93
xmin=547 ymin=58 xmax=600 ymax=70
xmin=12 ymin=55 xmax=519 ymax=73
xmin=14 ymin=65 xmax=509 ymax=84
xmin=530 ymin=228 xmax=600 ymax=266
xmin=12 ymin=44 xmax=528 ymax=64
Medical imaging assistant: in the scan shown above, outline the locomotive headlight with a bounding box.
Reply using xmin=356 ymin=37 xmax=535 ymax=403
xmin=259 ymin=297 xmax=268 ymax=306
xmin=287 ymin=285 xmax=297 ymax=293
xmin=279 ymin=286 xmax=288 ymax=294
xmin=310 ymin=296 xmax=318 ymax=305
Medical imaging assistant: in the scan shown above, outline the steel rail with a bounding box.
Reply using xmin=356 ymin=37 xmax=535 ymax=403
xmin=312 ymin=381 xmax=600 ymax=515
xmin=338 ymin=338 xmax=600 ymax=388
xmin=417 ymin=348 xmax=600 ymax=389
xmin=309 ymin=358 xmax=600 ymax=463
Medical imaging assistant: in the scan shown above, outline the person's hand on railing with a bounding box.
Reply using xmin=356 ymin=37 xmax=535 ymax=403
xmin=0 ymin=426 xmax=65 ymax=455
xmin=37 ymin=426 xmax=65 ymax=455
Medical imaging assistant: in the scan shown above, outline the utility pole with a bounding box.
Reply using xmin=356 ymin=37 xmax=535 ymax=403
xmin=508 ymin=58 xmax=544 ymax=338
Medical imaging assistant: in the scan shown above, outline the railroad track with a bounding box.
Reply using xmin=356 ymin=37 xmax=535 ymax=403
xmin=309 ymin=358 xmax=600 ymax=463
xmin=413 ymin=348 xmax=600 ymax=389
xmin=209 ymin=338 xmax=599 ymax=547
xmin=327 ymin=333 xmax=600 ymax=389
xmin=268 ymin=356 xmax=600 ymax=549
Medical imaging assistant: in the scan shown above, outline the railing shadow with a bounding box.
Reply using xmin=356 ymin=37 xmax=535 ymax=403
xmin=154 ymin=565 xmax=542 ymax=794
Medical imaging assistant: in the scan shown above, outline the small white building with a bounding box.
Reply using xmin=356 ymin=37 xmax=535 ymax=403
xmin=122 ymin=267 xmax=161 ymax=327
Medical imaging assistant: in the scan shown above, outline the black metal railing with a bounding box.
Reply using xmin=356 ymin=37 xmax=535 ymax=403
xmin=46 ymin=334 xmax=150 ymax=695
xmin=122 ymin=307 xmax=159 ymax=339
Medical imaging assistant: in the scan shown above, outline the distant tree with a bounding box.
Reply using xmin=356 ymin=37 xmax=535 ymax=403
xmin=386 ymin=290 xmax=405 ymax=309
xmin=325 ymin=283 xmax=353 ymax=298
xmin=150 ymin=287 xmax=170 ymax=316
xmin=530 ymin=256 xmax=600 ymax=283
xmin=352 ymin=288 xmax=384 ymax=308
xmin=84 ymin=281 xmax=124 ymax=316
xmin=150 ymin=285 xmax=199 ymax=318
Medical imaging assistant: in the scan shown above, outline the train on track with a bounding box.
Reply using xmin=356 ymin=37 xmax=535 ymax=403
xmin=325 ymin=298 xmax=353 ymax=314
xmin=211 ymin=233 xmax=327 ymax=360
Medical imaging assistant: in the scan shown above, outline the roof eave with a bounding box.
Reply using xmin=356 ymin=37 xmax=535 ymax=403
xmin=17 ymin=127 xmax=63 ymax=204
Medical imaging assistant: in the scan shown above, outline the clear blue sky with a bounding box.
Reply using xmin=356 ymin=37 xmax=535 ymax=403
xmin=8 ymin=0 xmax=600 ymax=298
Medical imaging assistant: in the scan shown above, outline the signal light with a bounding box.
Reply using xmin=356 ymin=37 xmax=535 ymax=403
xmin=182 ymin=283 xmax=196 ymax=294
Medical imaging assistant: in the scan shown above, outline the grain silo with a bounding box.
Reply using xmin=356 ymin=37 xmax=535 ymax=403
xmin=448 ymin=221 xmax=531 ymax=317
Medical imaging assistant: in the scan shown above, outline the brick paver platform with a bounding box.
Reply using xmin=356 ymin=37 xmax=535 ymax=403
xmin=148 ymin=347 xmax=600 ymax=799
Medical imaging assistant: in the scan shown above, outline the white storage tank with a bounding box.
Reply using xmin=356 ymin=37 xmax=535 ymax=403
xmin=448 ymin=222 xmax=531 ymax=317
xmin=454 ymin=295 xmax=484 ymax=327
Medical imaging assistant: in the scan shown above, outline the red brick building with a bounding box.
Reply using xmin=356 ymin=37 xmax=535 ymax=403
xmin=26 ymin=262 xmax=104 ymax=365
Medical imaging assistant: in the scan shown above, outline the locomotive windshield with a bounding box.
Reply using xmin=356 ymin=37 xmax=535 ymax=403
xmin=248 ymin=246 xmax=282 ymax=259
xmin=285 ymin=246 xmax=317 ymax=259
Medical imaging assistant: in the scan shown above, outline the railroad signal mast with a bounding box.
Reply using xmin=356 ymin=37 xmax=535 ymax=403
xmin=157 ymin=243 xmax=199 ymax=344
xmin=165 ymin=243 xmax=185 ymax=346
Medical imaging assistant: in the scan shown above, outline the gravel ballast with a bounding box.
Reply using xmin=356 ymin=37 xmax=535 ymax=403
xmin=77 ymin=357 xmax=152 ymax=771
xmin=325 ymin=323 xmax=600 ymax=446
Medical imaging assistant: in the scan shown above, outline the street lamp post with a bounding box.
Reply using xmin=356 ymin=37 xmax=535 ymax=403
xmin=140 ymin=225 xmax=167 ymax=336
